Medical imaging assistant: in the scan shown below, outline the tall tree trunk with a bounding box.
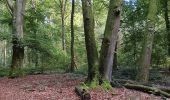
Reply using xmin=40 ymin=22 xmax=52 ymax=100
xmin=99 ymin=0 xmax=122 ymax=82
xmin=136 ymin=0 xmax=158 ymax=83
xmin=81 ymin=0 xmax=99 ymax=83
xmin=70 ymin=0 xmax=75 ymax=72
xmin=10 ymin=0 xmax=26 ymax=76
xmin=59 ymin=0 xmax=67 ymax=50
xmin=164 ymin=0 xmax=170 ymax=70
xmin=164 ymin=0 xmax=170 ymax=56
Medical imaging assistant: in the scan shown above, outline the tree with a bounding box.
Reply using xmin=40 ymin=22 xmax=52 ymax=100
xmin=81 ymin=0 xmax=99 ymax=83
xmin=164 ymin=0 xmax=170 ymax=70
xmin=136 ymin=0 xmax=158 ymax=83
xmin=164 ymin=0 xmax=170 ymax=56
xmin=5 ymin=0 xmax=26 ymax=76
xmin=99 ymin=0 xmax=122 ymax=82
xmin=59 ymin=0 xmax=67 ymax=50
xmin=70 ymin=0 xmax=76 ymax=72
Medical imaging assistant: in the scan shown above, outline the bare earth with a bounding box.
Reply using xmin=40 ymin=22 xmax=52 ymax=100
xmin=0 ymin=73 xmax=166 ymax=100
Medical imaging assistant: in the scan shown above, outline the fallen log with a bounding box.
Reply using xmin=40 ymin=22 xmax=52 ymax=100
xmin=124 ymin=83 xmax=170 ymax=98
xmin=111 ymin=79 xmax=170 ymax=98
xmin=155 ymin=85 xmax=170 ymax=94
xmin=75 ymin=86 xmax=91 ymax=100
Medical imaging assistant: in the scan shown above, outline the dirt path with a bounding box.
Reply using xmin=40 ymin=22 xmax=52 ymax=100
xmin=0 ymin=73 xmax=165 ymax=100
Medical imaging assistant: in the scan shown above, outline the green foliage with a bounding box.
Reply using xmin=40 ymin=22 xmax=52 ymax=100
xmin=9 ymin=68 xmax=25 ymax=78
xmin=119 ymin=0 xmax=167 ymax=68
xmin=0 ymin=68 xmax=9 ymax=77
xmin=0 ymin=0 xmax=169 ymax=86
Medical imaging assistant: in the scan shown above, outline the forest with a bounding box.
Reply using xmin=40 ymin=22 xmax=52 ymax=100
xmin=0 ymin=0 xmax=170 ymax=99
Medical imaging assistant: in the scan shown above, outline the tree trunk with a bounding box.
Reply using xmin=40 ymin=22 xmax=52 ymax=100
xmin=81 ymin=0 xmax=99 ymax=83
xmin=10 ymin=0 xmax=26 ymax=77
xmin=59 ymin=0 xmax=67 ymax=51
xmin=70 ymin=0 xmax=76 ymax=72
xmin=164 ymin=0 xmax=170 ymax=55
xmin=136 ymin=0 xmax=158 ymax=83
xmin=164 ymin=0 xmax=170 ymax=70
xmin=99 ymin=0 xmax=122 ymax=82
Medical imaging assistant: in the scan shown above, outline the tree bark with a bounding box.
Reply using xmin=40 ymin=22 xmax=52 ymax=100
xmin=10 ymin=0 xmax=26 ymax=77
xmin=70 ymin=0 xmax=76 ymax=72
xmin=99 ymin=0 xmax=122 ymax=82
xmin=81 ymin=0 xmax=99 ymax=82
xmin=136 ymin=0 xmax=158 ymax=83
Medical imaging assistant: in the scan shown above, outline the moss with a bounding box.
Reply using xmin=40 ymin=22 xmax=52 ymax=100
xmin=80 ymin=82 xmax=89 ymax=90
xmin=80 ymin=78 xmax=100 ymax=90
xmin=101 ymin=80 xmax=112 ymax=91
xmin=88 ymin=79 xmax=99 ymax=88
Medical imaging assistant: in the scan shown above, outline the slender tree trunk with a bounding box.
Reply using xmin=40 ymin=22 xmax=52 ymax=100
xmin=70 ymin=0 xmax=75 ymax=72
xmin=99 ymin=0 xmax=122 ymax=82
xmin=10 ymin=0 xmax=26 ymax=76
xmin=164 ymin=0 xmax=170 ymax=70
xmin=81 ymin=0 xmax=99 ymax=83
xmin=136 ymin=0 xmax=158 ymax=83
xmin=164 ymin=0 xmax=170 ymax=55
xmin=59 ymin=0 xmax=67 ymax=50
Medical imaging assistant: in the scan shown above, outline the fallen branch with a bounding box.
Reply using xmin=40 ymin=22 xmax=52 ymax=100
xmin=75 ymin=86 xmax=91 ymax=100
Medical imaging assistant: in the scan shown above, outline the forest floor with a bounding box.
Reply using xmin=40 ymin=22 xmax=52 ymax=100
xmin=0 ymin=73 xmax=166 ymax=100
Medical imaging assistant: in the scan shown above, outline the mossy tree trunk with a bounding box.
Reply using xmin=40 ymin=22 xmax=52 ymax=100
xmin=164 ymin=0 xmax=170 ymax=56
xmin=81 ymin=0 xmax=99 ymax=83
xmin=99 ymin=0 xmax=122 ymax=82
xmin=70 ymin=0 xmax=76 ymax=72
xmin=164 ymin=0 xmax=170 ymax=70
xmin=136 ymin=0 xmax=158 ymax=83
